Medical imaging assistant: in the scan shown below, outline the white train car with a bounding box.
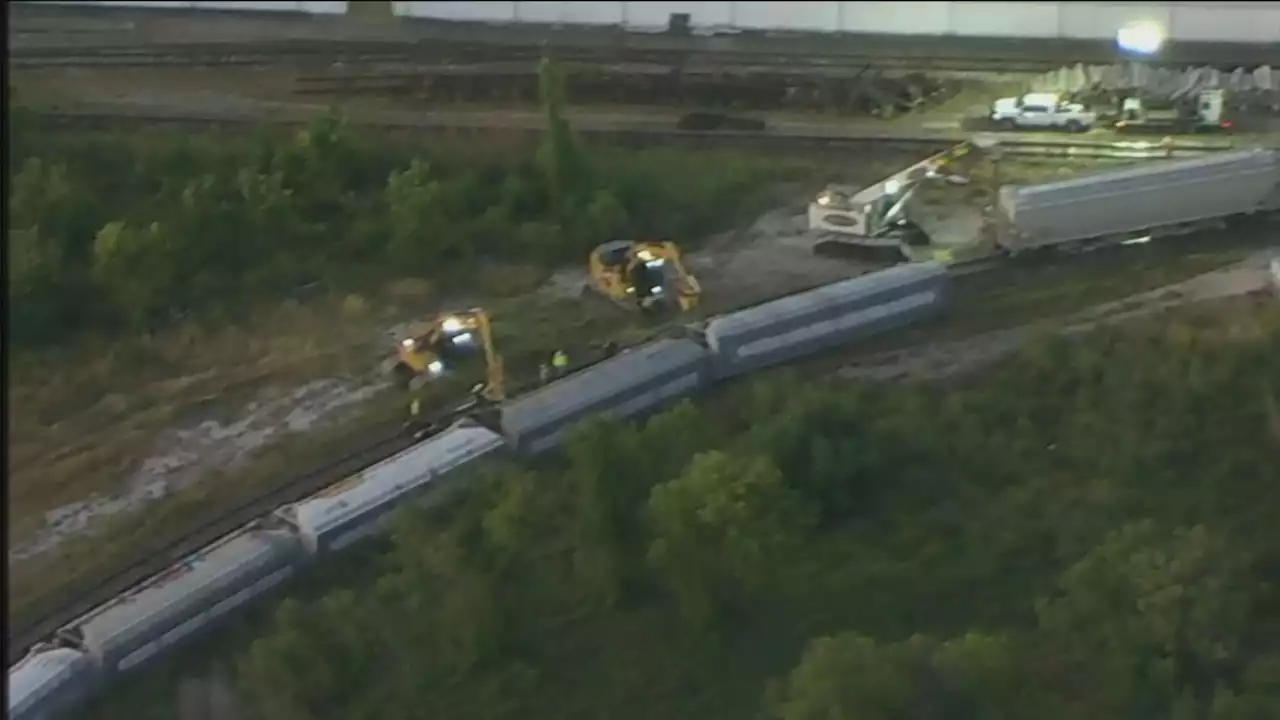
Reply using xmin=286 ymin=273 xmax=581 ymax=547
xmin=54 ymin=520 xmax=302 ymax=674
xmin=275 ymin=420 xmax=507 ymax=554
xmin=7 ymin=645 xmax=97 ymax=720
xmin=499 ymin=339 xmax=711 ymax=455
xmin=996 ymin=148 xmax=1280 ymax=252
xmin=703 ymin=262 xmax=949 ymax=379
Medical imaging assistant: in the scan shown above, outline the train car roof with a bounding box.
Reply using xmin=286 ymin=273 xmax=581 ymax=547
xmin=277 ymin=421 xmax=505 ymax=535
xmin=706 ymin=262 xmax=946 ymax=338
xmin=8 ymin=646 xmax=86 ymax=705
xmin=61 ymin=523 xmax=293 ymax=650
xmin=1007 ymin=148 xmax=1276 ymax=201
xmin=500 ymin=338 xmax=707 ymax=434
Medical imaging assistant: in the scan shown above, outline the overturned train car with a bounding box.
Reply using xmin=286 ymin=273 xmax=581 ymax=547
xmin=9 ymin=263 xmax=953 ymax=719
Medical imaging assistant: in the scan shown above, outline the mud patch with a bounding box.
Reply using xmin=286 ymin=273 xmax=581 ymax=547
xmin=690 ymin=203 xmax=877 ymax=312
xmin=9 ymin=376 xmax=388 ymax=561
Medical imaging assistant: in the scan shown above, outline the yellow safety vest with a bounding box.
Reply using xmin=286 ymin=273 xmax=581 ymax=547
xmin=552 ymin=351 xmax=568 ymax=369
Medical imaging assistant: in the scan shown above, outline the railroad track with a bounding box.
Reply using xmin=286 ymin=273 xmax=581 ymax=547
xmin=9 ymin=230 xmax=1261 ymax=664
xmin=28 ymin=106 xmax=1235 ymax=160
xmin=9 ymin=39 xmax=1064 ymax=74
xmin=2 ymin=103 xmax=1240 ymax=664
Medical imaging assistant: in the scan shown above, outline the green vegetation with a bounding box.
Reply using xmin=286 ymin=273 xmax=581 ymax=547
xmin=7 ymin=59 xmax=778 ymax=348
xmin=8 ymin=60 xmax=824 ymax=642
xmin=90 ymin=295 xmax=1280 ymax=720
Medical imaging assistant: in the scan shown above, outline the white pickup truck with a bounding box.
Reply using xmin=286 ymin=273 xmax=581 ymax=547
xmin=990 ymin=92 xmax=1097 ymax=133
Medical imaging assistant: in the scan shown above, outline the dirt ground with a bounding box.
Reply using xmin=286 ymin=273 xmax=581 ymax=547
xmin=10 ymin=64 xmax=1016 ymax=133
xmin=8 ymin=54 xmax=1267 ymax=644
xmin=6 ymin=138 xmax=921 ymax=636
xmin=100 ymin=243 xmax=1280 ymax=720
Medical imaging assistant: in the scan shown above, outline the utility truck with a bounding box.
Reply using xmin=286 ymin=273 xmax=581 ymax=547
xmin=1114 ymin=89 xmax=1234 ymax=135
xmin=989 ymin=92 xmax=1097 ymax=133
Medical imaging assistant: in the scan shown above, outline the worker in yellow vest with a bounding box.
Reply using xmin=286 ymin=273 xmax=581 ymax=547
xmin=551 ymin=349 xmax=569 ymax=378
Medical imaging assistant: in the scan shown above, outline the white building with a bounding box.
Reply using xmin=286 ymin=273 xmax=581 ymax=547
xmin=38 ymin=1 xmax=1280 ymax=43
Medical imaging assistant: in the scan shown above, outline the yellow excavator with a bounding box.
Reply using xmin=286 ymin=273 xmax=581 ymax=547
xmin=587 ymin=240 xmax=701 ymax=315
xmin=391 ymin=308 xmax=505 ymax=403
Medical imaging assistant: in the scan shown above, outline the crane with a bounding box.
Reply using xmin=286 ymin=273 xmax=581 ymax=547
xmin=391 ymin=308 xmax=505 ymax=403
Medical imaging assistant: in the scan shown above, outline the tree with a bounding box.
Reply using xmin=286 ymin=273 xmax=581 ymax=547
xmin=535 ymin=58 xmax=590 ymax=225
xmin=772 ymin=632 xmax=1053 ymax=720
xmin=647 ymin=451 xmax=811 ymax=627
xmin=385 ymin=158 xmax=463 ymax=269
xmin=1209 ymin=655 xmax=1280 ymax=719
xmin=91 ymin=220 xmax=176 ymax=328
xmin=1035 ymin=521 xmax=1256 ymax=717
xmin=770 ymin=633 xmax=939 ymax=720
xmin=238 ymin=593 xmax=383 ymax=720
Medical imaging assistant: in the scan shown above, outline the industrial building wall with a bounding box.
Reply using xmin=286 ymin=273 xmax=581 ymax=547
xmin=40 ymin=1 xmax=1280 ymax=43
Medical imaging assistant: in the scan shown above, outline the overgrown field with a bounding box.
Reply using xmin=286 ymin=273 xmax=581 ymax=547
xmin=85 ymin=294 xmax=1280 ymax=720
xmin=6 ymin=62 xmax=843 ymax=636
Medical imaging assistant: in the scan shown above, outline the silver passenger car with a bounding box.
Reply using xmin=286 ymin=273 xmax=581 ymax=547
xmin=8 ymin=645 xmax=96 ymax=720
xmin=499 ymin=338 xmax=711 ymax=454
xmin=55 ymin=521 xmax=302 ymax=674
xmin=276 ymin=420 xmax=507 ymax=554
xmin=703 ymin=262 xmax=949 ymax=378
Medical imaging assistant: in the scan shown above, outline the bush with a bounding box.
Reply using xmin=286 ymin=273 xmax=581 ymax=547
xmin=86 ymin=301 xmax=1280 ymax=720
xmin=8 ymin=109 xmax=784 ymax=349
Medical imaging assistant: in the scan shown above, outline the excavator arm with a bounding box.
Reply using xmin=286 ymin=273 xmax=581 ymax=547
xmin=393 ymin=308 xmax=505 ymax=401
xmin=473 ymin=311 xmax=506 ymax=402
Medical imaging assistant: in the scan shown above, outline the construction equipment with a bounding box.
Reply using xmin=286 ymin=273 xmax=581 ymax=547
xmin=587 ymin=240 xmax=702 ymax=314
xmin=809 ymin=139 xmax=983 ymax=245
xmin=392 ymin=308 xmax=505 ymax=402
xmin=1114 ymin=89 xmax=1234 ymax=135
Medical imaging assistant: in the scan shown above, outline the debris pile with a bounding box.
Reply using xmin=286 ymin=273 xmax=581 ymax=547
xmin=1029 ymin=63 xmax=1279 ymax=112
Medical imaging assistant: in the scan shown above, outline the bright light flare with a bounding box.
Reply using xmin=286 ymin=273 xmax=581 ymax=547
xmin=1117 ymin=22 xmax=1165 ymax=56
xmin=440 ymin=317 xmax=464 ymax=334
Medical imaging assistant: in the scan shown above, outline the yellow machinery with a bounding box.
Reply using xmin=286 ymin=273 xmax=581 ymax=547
xmin=587 ymin=240 xmax=701 ymax=314
xmin=392 ymin=308 xmax=505 ymax=402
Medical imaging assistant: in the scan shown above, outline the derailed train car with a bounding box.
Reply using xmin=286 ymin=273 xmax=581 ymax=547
xmin=54 ymin=521 xmax=302 ymax=675
xmin=275 ymin=420 xmax=507 ymax=554
xmin=701 ymin=261 xmax=949 ymax=379
xmin=8 ymin=645 xmax=96 ymax=720
xmin=499 ymin=338 xmax=712 ymax=454
xmin=11 ymin=262 xmax=955 ymax=719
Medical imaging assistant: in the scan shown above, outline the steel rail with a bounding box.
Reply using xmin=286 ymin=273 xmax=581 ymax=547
xmin=9 ymin=40 xmax=1066 ymax=74
xmin=27 ymin=107 xmax=1236 ymax=158
xmin=4 ymin=105 xmax=1240 ymax=664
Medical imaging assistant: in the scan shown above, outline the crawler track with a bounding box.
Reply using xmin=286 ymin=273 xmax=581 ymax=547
xmin=10 ymin=235 xmax=1268 ymax=664
xmin=0 ymin=101 xmax=1245 ymax=664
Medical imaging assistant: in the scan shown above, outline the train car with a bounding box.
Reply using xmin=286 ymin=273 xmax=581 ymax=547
xmin=8 ymin=644 xmax=97 ymax=720
xmin=995 ymin=148 xmax=1280 ymax=253
xmin=54 ymin=520 xmax=303 ymax=675
xmin=499 ymin=338 xmax=711 ymax=454
xmin=275 ymin=420 xmax=507 ymax=555
xmin=702 ymin=262 xmax=949 ymax=379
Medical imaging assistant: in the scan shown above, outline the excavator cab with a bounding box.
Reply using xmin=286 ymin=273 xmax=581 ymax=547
xmin=392 ymin=309 xmax=505 ymax=403
xmin=587 ymin=240 xmax=701 ymax=315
